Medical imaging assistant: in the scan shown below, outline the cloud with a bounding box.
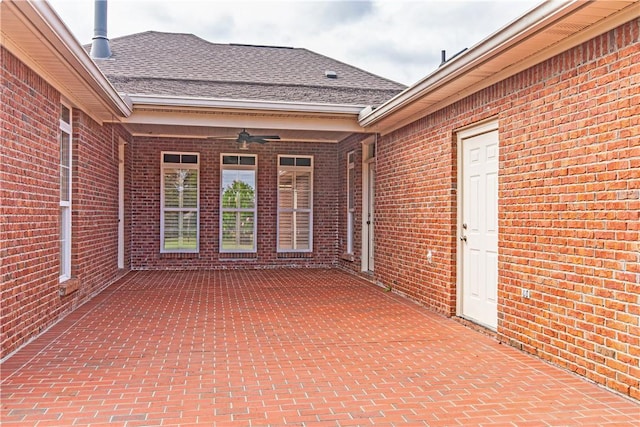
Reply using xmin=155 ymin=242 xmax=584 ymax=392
xmin=310 ymin=0 xmax=375 ymax=26
xmin=48 ymin=0 xmax=540 ymax=85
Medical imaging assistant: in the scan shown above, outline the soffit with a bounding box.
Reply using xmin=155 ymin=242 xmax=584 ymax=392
xmin=361 ymin=0 xmax=639 ymax=134
xmin=122 ymin=100 xmax=366 ymax=143
xmin=0 ymin=1 xmax=130 ymax=123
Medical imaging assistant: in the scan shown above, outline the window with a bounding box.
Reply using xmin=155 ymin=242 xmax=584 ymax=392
xmin=161 ymin=152 xmax=199 ymax=253
xmin=220 ymin=155 xmax=257 ymax=252
xmin=59 ymin=104 xmax=72 ymax=281
xmin=278 ymin=155 xmax=313 ymax=252
xmin=347 ymin=151 xmax=355 ymax=254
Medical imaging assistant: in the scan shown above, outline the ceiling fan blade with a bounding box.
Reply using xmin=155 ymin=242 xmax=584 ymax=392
xmin=206 ymin=135 xmax=238 ymax=140
xmin=249 ymin=135 xmax=280 ymax=141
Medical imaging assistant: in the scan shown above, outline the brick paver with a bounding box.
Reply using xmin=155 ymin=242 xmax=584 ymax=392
xmin=1 ymin=269 xmax=638 ymax=426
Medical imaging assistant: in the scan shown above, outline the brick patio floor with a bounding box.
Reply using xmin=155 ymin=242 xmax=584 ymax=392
xmin=1 ymin=269 xmax=638 ymax=426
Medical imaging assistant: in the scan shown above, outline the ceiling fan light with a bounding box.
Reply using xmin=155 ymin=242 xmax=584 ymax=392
xmin=239 ymin=141 xmax=249 ymax=150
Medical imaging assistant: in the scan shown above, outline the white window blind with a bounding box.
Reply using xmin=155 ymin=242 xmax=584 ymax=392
xmin=59 ymin=104 xmax=72 ymax=281
xmin=160 ymin=152 xmax=199 ymax=253
xmin=347 ymin=151 xmax=355 ymax=254
xmin=278 ymin=156 xmax=313 ymax=252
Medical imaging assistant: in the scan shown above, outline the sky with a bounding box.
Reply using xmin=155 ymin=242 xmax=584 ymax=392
xmin=48 ymin=0 xmax=541 ymax=86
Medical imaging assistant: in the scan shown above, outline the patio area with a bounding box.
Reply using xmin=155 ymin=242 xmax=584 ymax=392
xmin=1 ymin=269 xmax=638 ymax=426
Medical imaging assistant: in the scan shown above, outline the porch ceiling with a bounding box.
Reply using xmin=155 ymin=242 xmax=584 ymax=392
xmin=120 ymin=96 xmax=368 ymax=143
xmin=124 ymin=123 xmax=356 ymax=144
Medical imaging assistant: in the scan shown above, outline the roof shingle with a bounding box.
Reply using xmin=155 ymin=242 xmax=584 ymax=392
xmin=92 ymin=31 xmax=406 ymax=106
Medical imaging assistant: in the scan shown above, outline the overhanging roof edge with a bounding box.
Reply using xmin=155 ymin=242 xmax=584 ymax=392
xmin=127 ymin=94 xmax=367 ymax=115
xmin=358 ymin=0 xmax=587 ymax=128
xmin=8 ymin=0 xmax=132 ymax=118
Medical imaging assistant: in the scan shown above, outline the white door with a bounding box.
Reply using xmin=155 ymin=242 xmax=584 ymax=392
xmin=362 ymin=142 xmax=376 ymax=272
xmin=118 ymin=139 xmax=125 ymax=269
xmin=459 ymin=126 xmax=498 ymax=329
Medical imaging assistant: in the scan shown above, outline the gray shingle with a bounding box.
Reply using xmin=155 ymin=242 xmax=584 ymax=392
xmin=92 ymin=31 xmax=405 ymax=105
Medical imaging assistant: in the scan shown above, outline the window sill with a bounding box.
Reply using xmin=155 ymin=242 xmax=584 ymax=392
xmin=341 ymin=253 xmax=355 ymax=262
xmin=160 ymin=252 xmax=200 ymax=259
xmin=277 ymin=252 xmax=313 ymax=259
xmin=59 ymin=278 xmax=80 ymax=297
xmin=219 ymin=252 xmax=258 ymax=261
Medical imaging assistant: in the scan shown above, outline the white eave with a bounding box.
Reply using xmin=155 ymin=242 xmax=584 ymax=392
xmin=359 ymin=0 xmax=640 ymax=134
xmin=0 ymin=0 xmax=132 ymax=123
xmin=127 ymin=94 xmax=366 ymax=115
xmin=122 ymin=95 xmax=368 ymax=142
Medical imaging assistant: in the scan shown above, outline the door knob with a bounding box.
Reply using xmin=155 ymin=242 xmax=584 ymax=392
xmin=460 ymin=236 xmax=467 ymax=242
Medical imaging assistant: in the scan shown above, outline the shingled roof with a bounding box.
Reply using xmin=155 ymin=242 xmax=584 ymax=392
xmin=92 ymin=31 xmax=406 ymax=106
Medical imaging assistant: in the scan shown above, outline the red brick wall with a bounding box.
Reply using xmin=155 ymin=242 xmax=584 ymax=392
xmin=499 ymin=20 xmax=639 ymax=399
xmin=375 ymin=113 xmax=461 ymax=314
xmin=130 ymin=137 xmax=339 ymax=269
xmin=72 ymin=113 xmax=130 ymax=292
xmin=372 ymin=20 xmax=639 ymax=398
xmin=1 ymin=48 xmax=60 ymax=358
xmin=0 ymin=49 xmax=129 ymax=358
xmin=336 ymin=133 xmax=368 ymax=274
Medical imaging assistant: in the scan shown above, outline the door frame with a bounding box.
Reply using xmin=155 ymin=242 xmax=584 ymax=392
xmin=361 ymin=136 xmax=376 ymax=272
xmin=118 ymin=138 xmax=126 ymax=269
xmin=456 ymin=119 xmax=499 ymax=326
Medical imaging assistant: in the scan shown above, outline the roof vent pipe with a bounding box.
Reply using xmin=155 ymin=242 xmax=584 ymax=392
xmin=90 ymin=0 xmax=111 ymax=59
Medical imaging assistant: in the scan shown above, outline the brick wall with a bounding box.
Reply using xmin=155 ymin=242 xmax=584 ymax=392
xmin=130 ymin=137 xmax=339 ymax=269
xmin=375 ymin=112 xmax=461 ymax=314
xmin=72 ymin=113 xmax=130 ymax=294
xmin=336 ymin=133 xmax=368 ymax=274
xmin=1 ymin=48 xmax=61 ymax=358
xmin=371 ymin=19 xmax=639 ymax=398
xmin=499 ymin=20 xmax=639 ymax=399
xmin=0 ymin=49 xmax=129 ymax=358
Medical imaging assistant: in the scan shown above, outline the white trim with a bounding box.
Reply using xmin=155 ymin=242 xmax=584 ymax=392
xmin=160 ymin=152 xmax=200 ymax=253
xmin=359 ymin=0 xmax=583 ymax=126
xmin=277 ymin=155 xmax=314 ymax=253
xmin=457 ymin=118 xmax=500 ymax=140
xmin=361 ymin=138 xmax=376 ymax=272
xmin=455 ymin=119 xmax=499 ymax=321
xmin=117 ymin=139 xmax=125 ymax=269
xmin=3 ymin=0 xmax=132 ymax=119
xmin=59 ymin=102 xmax=72 ymax=282
xmin=219 ymin=154 xmax=258 ymax=253
xmin=127 ymin=94 xmax=366 ymax=115
xmin=346 ymin=151 xmax=356 ymax=255
xmin=359 ymin=0 xmax=638 ymax=131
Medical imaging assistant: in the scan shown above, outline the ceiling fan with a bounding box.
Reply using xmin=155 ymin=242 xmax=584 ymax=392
xmin=235 ymin=129 xmax=280 ymax=150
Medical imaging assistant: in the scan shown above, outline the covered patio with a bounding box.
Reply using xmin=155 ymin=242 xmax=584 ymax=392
xmin=2 ymin=269 xmax=638 ymax=426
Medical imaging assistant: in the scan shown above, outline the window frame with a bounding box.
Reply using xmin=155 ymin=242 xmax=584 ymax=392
xmin=346 ymin=150 xmax=355 ymax=255
xmin=219 ymin=154 xmax=258 ymax=253
xmin=160 ymin=151 xmax=200 ymax=253
xmin=59 ymin=102 xmax=72 ymax=282
xmin=277 ymin=155 xmax=314 ymax=253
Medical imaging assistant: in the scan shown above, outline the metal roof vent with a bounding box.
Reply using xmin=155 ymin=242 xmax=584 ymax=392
xmin=325 ymin=70 xmax=338 ymax=79
xmin=90 ymin=0 xmax=112 ymax=59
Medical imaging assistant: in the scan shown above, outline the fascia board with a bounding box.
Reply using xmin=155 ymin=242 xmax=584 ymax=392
xmin=123 ymin=109 xmax=365 ymax=133
xmin=359 ymin=0 xmax=585 ymax=128
xmin=373 ymin=2 xmax=640 ymax=135
xmin=127 ymin=95 xmax=366 ymax=116
xmin=9 ymin=0 xmax=132 ymax=118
